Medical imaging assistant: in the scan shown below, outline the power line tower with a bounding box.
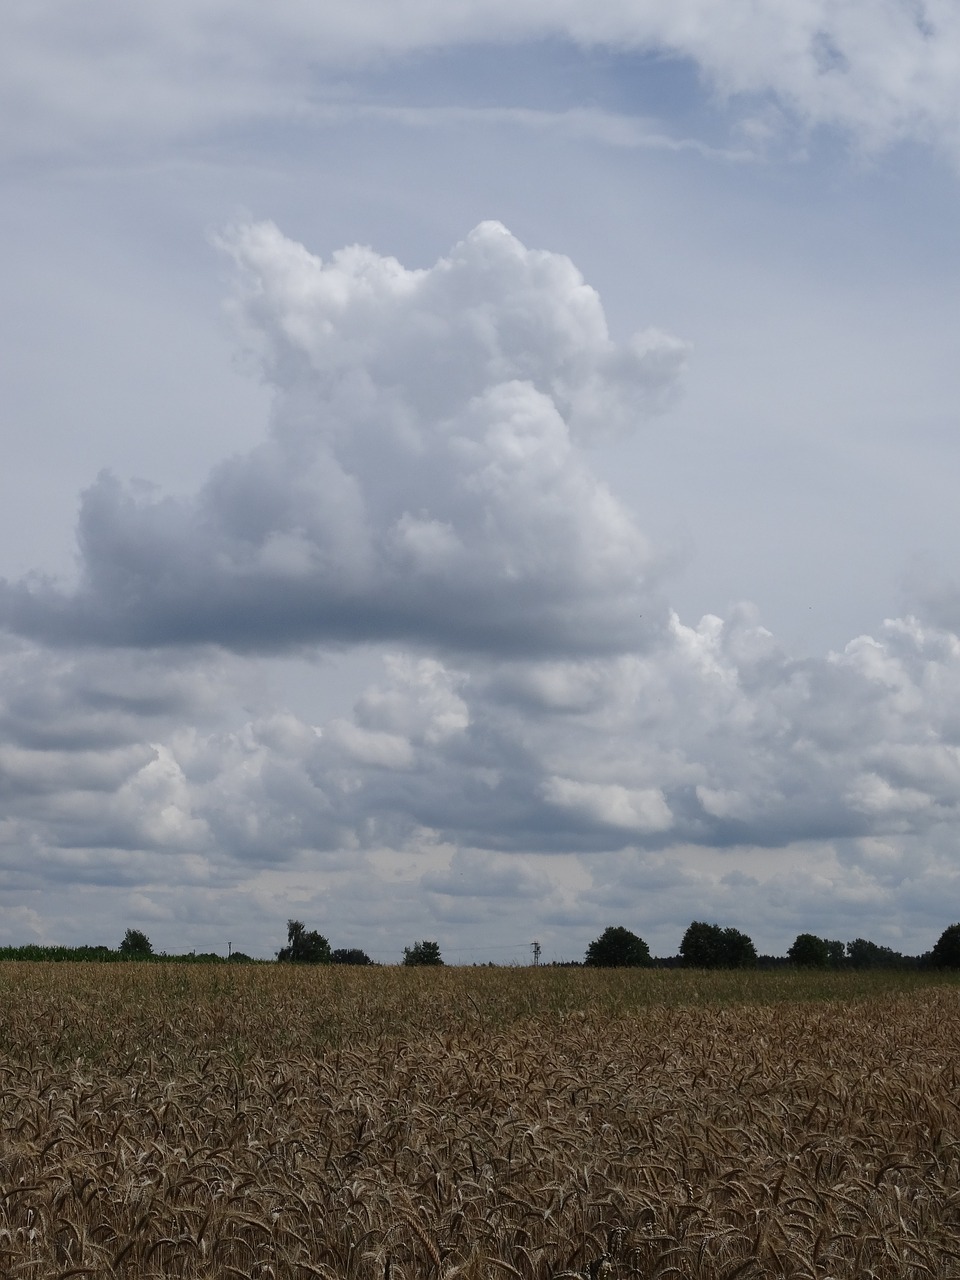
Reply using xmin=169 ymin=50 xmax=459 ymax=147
xmin=531 ymin=940 xmax=541 ymax=966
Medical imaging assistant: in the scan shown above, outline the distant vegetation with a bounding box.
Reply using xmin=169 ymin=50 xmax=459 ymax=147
xmin=118 ymin=927 xmax=153 ymax=959
xmin=679 ymin=921 xmax=758 ymax=969
xmin=0 ymin=942 xmax=259 ymax=964
xmin=0 ymin=928 xmax=258 ymax=965
xmin=580 ymin=923 xmax=953 ymax=970
xmin=332 ymin=947 xmax=373 ymax=965
xmin=276 ymin=920 xmax=331 ymax=965
xmin=584 ymin=925 xmax=651 ymax=968
xmin=403 ymin=940 xmax=444 ymax=966
xmin=928 ymin=922 xmax=960 ymax=969
xmin=1 ymin=922 xmax=958 ymax=969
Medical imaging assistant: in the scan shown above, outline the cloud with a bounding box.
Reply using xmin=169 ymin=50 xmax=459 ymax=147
xmin=305 ymin=103 xmax=754 ymax=161
xmin=307 ymin=609 xmax=960 ymax=860
xmin=542 ymin=777 xmax=673 ymax=834
xmin=0 ymin=638 xmax=252 ymax=872
xmin=105 ymin=608 xmax=960 ymax=869
xmin=4 ymin=599 xmax=960 ymax=955
xmin=4 ymin=2 xmax=960 ymax=160
xmin=0 ymin=222 xmax=684 ymax=657
xmin=905 ymin=562 xmax=960 ymax=639
xmin=7 ymin=561 xmax=960 ymax=888
xmin=0 ymin=634 xmax=240 ymax=752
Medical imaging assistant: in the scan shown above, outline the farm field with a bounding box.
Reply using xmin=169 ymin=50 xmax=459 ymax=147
xmin=0 ymin=965 xmax=958 ymax=1278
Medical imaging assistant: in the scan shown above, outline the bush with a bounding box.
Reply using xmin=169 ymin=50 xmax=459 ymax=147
xmin=584 ymin=926 xmax=652 ymax=968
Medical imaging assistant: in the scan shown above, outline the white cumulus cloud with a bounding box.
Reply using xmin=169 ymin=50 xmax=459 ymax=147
xmin=0 ymin=222 xmax=683 ymax=657
xmin=543 ymin=777 xmax=673 ymax=833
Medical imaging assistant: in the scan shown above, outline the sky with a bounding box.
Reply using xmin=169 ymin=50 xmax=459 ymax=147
xmin=2 ymin=1 xmax=960 ymax=963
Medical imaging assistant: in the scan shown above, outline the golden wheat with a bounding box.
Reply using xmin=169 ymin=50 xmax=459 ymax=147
xmin=0 ymin=965 xmax=957 ymax=1278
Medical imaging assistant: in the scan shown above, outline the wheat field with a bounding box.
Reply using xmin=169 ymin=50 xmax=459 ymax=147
xmin=0 ymin=964 xmax=958 ymax=1279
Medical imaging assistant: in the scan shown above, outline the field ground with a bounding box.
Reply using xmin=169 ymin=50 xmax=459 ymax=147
xmin=0 ymin=965 xmax=958 ymax=1278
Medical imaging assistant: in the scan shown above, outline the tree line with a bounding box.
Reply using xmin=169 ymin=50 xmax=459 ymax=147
xmin=0 ymin=923 xmax=445 ymax=967
xmin=0 ymin=929 xmax=259 ymax=965
xmin=276 ymin=921 xmax=443 ymax=966
xmin=5 ymin=920 xmax=960 ymax=969
xmin=583 ymin=921 xmax=960 ymax=969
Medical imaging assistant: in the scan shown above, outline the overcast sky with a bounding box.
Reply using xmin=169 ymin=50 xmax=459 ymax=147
xmin=2 ymin=1 xmax=960 ymax=962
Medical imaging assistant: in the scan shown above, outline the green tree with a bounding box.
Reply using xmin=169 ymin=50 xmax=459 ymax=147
xmin=929 ymin=923 xmax=960 ymax=969
xmin=332 ymin=948 xmax=372 ymax=965
xmin=846 ymin=937 xmax=903 ymax=969
xmin=679 ymin=922 xmax=757 ymax=969
xmin=118 ymin=928 xmax=153 ymax=958
xmin=403 ymin=940 xmax=443 ymax=966
xmin=788 ymin=933 xmax=830 ymax=968
xmin=679 ymin=922 xmax=725 ymax=968
xmin=721 ymin=927 xmax=758 ymax=968
xmin=277 ymin=920 xmax=331 ymax=964
xmin=585 ymin=926 xmax=652 ymax=968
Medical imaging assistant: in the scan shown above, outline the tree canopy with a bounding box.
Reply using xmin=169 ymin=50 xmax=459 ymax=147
xmin=332 ymin=948 xmax=373 ymax=965
xmin=277 ymin=920 xmax=331 ymax=964
xmin=584 ymin=926 xmax=652 ymax=968
xmin=929 ymin=923 xmax=960 ymax=969
xmin=118 ymin=928 xmax=153 ymax=958
xmin=846 ymin=938 xmax=903 ymax=969
xmin=787 ymin=933 xmax=830 ymax=968
xmin=679 ymin=922 xmax=757 ymax=969
xmin=403 ymin=940 xmax=443 ymax=966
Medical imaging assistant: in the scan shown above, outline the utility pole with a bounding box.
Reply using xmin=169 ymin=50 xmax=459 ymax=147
xmin=531 ymin=940 xmax=541 ymax=966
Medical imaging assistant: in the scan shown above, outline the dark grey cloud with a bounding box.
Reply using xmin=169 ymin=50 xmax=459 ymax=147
xmin=3 ymin=613 xmax=960 ymax=956
xmin=0 ymin=637 xmax=233 ymax=752
xmin=4 ymin=542 xmax=960 ymax=958
xmin=156 ymin=614 xmax=960 ymax=868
